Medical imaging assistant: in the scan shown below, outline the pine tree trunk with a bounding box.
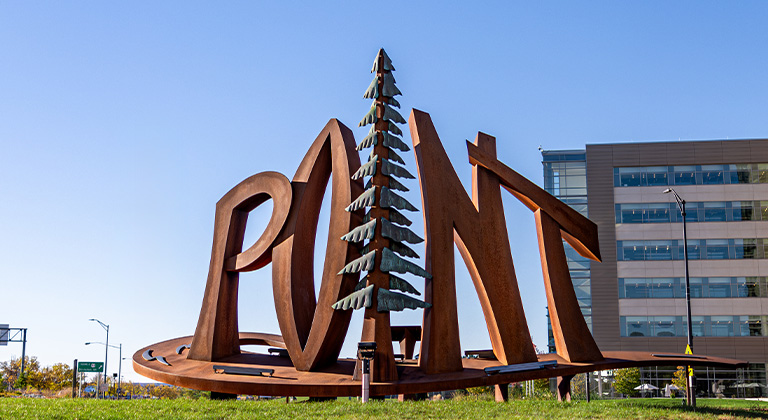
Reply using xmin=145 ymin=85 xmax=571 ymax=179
xmin=359 ymin=72 xmax=398 ymax=382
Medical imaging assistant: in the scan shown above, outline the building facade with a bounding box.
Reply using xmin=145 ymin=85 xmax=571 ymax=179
xmin=543 ymin=139 xmax=768 ymax=397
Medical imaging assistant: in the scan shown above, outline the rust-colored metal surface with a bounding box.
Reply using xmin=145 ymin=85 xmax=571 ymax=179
xmin=188 ymin=171 xmax=292 ymax=362
xmin=391 ymin=326 xmax=420 ymax=360
xmin=270 ymin=119 xmax=363 ymax=371
xmin=188 ymin=118 xmax=362 ymax=369
xmin=136 ymin=52 xmax=747 ymax=397
xmin=411 ymin=110 xmax=538 ymax=372
xmin=135 ymin=333 xmax=746 ymax=397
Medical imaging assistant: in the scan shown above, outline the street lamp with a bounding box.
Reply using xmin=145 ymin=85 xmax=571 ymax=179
xmin=357 ymin=341 xmax=376 ymax=403
xmin=663 ymin=188 xmax=696 ymax=407
xmin=88 ymin=319 xmax=109 ymax=399
xmin=86 ymin=342 xmax=122 ymax=398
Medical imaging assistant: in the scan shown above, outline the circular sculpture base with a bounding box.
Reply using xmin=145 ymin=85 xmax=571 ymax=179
xmin=134 ymin=332 xmax=747 ymax=397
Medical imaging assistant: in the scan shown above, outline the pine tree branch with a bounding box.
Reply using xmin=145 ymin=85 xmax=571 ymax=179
xmin=337 ymin=250 xmax=376 ymax=275
xmin=380 ymin=248 xmax=432 ymax=278
xmin=332 ymin=285 xmax=374 ymax=310
xmin=377 ymin=289 xmax=431 ymax=312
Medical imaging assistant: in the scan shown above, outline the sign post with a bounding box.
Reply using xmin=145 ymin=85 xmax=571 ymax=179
xmin=685 ymin=344 xmax=696 ymax=407
xmin=1 ymin=326 xmax=28 ymax=380
xmin=72 ymin=359 xmax=78 ymax=398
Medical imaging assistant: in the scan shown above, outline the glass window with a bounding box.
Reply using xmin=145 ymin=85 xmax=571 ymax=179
xmin=673 ymin=166 xmax=696 ymax=185
xmin=701 ymin=165 xmax=726 ymax=184
xmin=747 ymin=277 xmax=764 ymax=297
xmin=683 ymin=240 xmax=701 ymax=260
xmin=618 ymin=167 xmax=643 ymax=187
xmin=574 ymin=284 xmax=591 ymax=301
xmin=674 ymin=278 xmax=685 ymax=298
xmin=570 ymin=203 xmax=588 ymax=216
xmin=754 ymin=164 xmax=768 ymax=183
xmin=703 ymin=202 xmax=727 ymax=222
xmin=689 ymin=278 xmax=704 ymax=298
xmin=560 ymin=174 xmax=586 ymax=189
xmin=734 ymin=239 xmax=757 ymax=259
xmin=626 ymin=317 xmax=649 ymax=337
xmin=645 ymin=203 xmax=671 ymax=223
xmin=735 ymin=277 xmax=751 ymax=297
xmin=651 ymin=278 xmax=675 ymax=298
xmin=710 ymin=316 xmax=734 ymax=337
xmin=731 ymin=201 xmax=755 ymax=221
xmin=561 ymin=187 xmax=587 ymax=196
xmin=729 ymin=164 xmax=752 ymax=184
xmin=747 ymin=316 xmax=762 ymax=336
xmin=618 ymin=204 xmax=644 ymax=223
xmin=691 ymin=316 xmax=706 ymax=337
xmin=618 ymin=241 xmax=645 ymax=261
xmin=652 ymin=316 xmax=677 ymax=337
xmin=623 ymin=278 xmax=648 ymax=298
xmin=647 ymin=241 xmax=673 ymax=260
xmin=683 ymin=202 xmax=700 ymax=223
xmin=644 ymin=167 xmax=669 ymax=186
xmin=567 ymin=260 xmax=590 ymax=271
xmin=616 ymin=201 xmax=764 ymax=223
xmin=705 ymin=239 xmax=730 ymax=260
xmin=708 ymin=278 xmax=732 ymax=298
xmin=616 ymin=163 xmax=768 ymax=187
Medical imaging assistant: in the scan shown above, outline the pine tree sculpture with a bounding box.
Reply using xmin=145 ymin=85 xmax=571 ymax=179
xmin=332 ymin=49 xmax=431 ymax=381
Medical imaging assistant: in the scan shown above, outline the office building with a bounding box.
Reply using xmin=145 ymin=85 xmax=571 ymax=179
xmin=543 ymin=139 xmax=768 ymax=397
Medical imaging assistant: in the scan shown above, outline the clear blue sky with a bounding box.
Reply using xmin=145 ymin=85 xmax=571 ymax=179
xmin=1 ymin=2 xmax=767 ymax=383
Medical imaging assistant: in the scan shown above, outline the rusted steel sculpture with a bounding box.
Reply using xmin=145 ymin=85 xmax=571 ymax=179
xmin=135 ymin=49 xmax=746 ymax=400
xmin=332 ymin=50 xmax=430 ymax=382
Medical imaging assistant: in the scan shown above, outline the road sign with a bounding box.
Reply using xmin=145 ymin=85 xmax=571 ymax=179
xmin=0 ymin=324 xmax=8 ymax=346
xmin=685 ymin=345 xmax=694 ymax=376
xmin=78 ymin=361 xmax=104 ymax=373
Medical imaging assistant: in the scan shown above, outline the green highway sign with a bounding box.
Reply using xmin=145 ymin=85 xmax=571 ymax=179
xmin=78 ymin=361 xmax=104 ymax=373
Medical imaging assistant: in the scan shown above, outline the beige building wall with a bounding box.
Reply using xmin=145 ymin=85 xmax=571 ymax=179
xmin=586 ymin=139 xmax=768 ymax=365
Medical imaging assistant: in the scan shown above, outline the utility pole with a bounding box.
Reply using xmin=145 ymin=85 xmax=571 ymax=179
xmin=72 ymin=359 xmax=78 ymax=398
xmin=89 ymin=319 xmax=109 ymax=398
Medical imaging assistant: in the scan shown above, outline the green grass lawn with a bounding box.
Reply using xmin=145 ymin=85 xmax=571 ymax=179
xmin=1 ymin=397 xmax=767 ymax=419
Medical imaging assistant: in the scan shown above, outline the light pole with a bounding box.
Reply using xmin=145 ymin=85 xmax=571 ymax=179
xmin=88 ymin=319 xmax=109 ymax=399
xmin=121 ymin=354 xmax=129 ymax=398
xmin=86 ymin=342 xmax=122 ymax=398
xmin=357 ymin=342 xmax=376 ymax=403
xmin=663 ymin=188 xmax=696 ymax=408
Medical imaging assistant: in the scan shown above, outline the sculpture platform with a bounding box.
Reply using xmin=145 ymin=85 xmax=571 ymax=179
xmin=134 ymin=332 xmax=747 ymax=397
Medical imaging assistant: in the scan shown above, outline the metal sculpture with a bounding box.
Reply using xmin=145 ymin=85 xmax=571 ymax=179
xmin=332 ymin=50 xmax=430 ymax=382
xmin=135 ymin=49 xmax=746 ymax=400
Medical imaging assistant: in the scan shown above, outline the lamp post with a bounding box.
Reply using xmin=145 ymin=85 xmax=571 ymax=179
xmin=86 ymin=342 xmax=122 ymax=398
xmin=357 ymin=342 xmax=376 ymax=403
xmin=663 ymin=188 xmax=696 ymax=408
xmin=88 ymin=319 xmax=109 ymax=399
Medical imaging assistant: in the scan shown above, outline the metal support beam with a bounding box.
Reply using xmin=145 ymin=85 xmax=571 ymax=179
xmin=494 ymin=384 xmax=509 ymax=402
xmin=557 ymin=375 xmax=574 ymax=402
xmin=20 ymin=329 xmax=27 ymax=378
